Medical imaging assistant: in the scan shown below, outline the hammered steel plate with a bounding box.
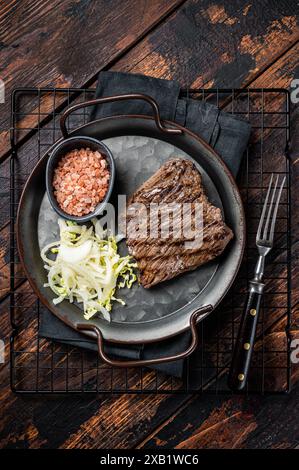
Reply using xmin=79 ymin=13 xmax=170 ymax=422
xmin=17 ymin=115 xmax=245 ymax=343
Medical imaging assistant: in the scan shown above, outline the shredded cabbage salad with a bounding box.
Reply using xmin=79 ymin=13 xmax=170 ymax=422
xmin=41 ymin=218 xmax=137 ymax=322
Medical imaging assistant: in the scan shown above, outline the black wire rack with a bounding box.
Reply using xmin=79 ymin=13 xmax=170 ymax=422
xmin=6 ymin=87 xmax=292 ymax=394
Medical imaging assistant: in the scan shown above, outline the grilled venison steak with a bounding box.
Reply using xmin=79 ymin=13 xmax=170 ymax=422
xmin=126 ymin=158 xmax=233 ymax=288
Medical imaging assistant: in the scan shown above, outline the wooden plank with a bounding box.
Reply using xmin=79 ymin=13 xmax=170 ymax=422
xmin=139 ymin=300 xmax=299 ymax=449
xmin=0 ymin=0 xmax=185 ymax=160
xmin=139 ymin=380 xmax=299 ymax=449
xmin=113 ymin=0 xmax=299 ymax=87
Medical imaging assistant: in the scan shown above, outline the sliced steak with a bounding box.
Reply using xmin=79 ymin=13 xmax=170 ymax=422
xmin=126 ymin=158 xmax=234 ymax=288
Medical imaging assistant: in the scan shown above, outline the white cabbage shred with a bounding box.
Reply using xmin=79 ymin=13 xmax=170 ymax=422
xmin=41 ymin=218 xmax=137 ymax=322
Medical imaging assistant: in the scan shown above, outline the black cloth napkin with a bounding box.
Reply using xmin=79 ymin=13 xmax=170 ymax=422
xmin=89 ymin=72 xmax=251 ymax=178
xmin=39 ymin=71 xmax=251 ymax=378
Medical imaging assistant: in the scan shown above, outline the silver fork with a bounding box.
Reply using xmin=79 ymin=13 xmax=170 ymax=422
xmin=228 ymin=174 xmax=286 ymax=391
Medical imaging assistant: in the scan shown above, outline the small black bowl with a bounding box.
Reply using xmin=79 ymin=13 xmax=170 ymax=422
xmin=46 ymin=136 xmax=115 ymax=223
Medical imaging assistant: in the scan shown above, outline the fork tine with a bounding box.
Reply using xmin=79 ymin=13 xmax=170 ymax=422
xmin=256 ymin=173 xmax=273 ymax=242
xmin=262 ymin=174 xmax=279 ymax=241
xmin=268 ymin=176 xmax=286 ymax=243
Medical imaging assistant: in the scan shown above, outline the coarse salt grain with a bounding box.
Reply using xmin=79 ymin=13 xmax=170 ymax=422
xmin=52 ymin=147 xmax=110 ymax=216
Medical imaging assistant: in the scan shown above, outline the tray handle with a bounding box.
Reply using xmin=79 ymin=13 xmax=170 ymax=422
xmin=76 ymin=305 xmax=213 ymax=367
xmin=60 ymin=93 xmax=183 ymax=138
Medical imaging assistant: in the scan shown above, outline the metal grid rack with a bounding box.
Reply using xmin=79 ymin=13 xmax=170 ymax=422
xmin=6 ymin=87 xmax=292 ymax=394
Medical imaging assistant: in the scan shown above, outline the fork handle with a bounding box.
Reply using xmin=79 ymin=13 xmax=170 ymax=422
xmin=228 ymin=280 xmax=264 ymax=391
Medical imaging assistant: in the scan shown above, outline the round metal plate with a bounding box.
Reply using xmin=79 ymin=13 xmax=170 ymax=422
xmin=17 ymin=115 xmax=245 ymax=343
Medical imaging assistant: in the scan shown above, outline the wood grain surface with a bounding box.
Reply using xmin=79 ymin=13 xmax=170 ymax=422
xmin=0 ymin=0 xmax=298 ymax=450
xmin=0 ymin=0 xmax=184 ymax=160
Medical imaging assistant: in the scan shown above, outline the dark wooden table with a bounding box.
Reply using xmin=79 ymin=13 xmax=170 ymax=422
xmin=0 ymin=0 xmax=299 ymax=449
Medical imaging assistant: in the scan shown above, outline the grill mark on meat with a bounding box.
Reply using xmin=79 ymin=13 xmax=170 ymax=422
xmin=127 ymin=202 xmax=223 ymax=248
xmin=130 ymin=224 xmax=232 ymax=260
xmin=126 ymin=158 xmax=234 ymax=288
xmin=139 ymin=246 xmax=228 ymax=288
